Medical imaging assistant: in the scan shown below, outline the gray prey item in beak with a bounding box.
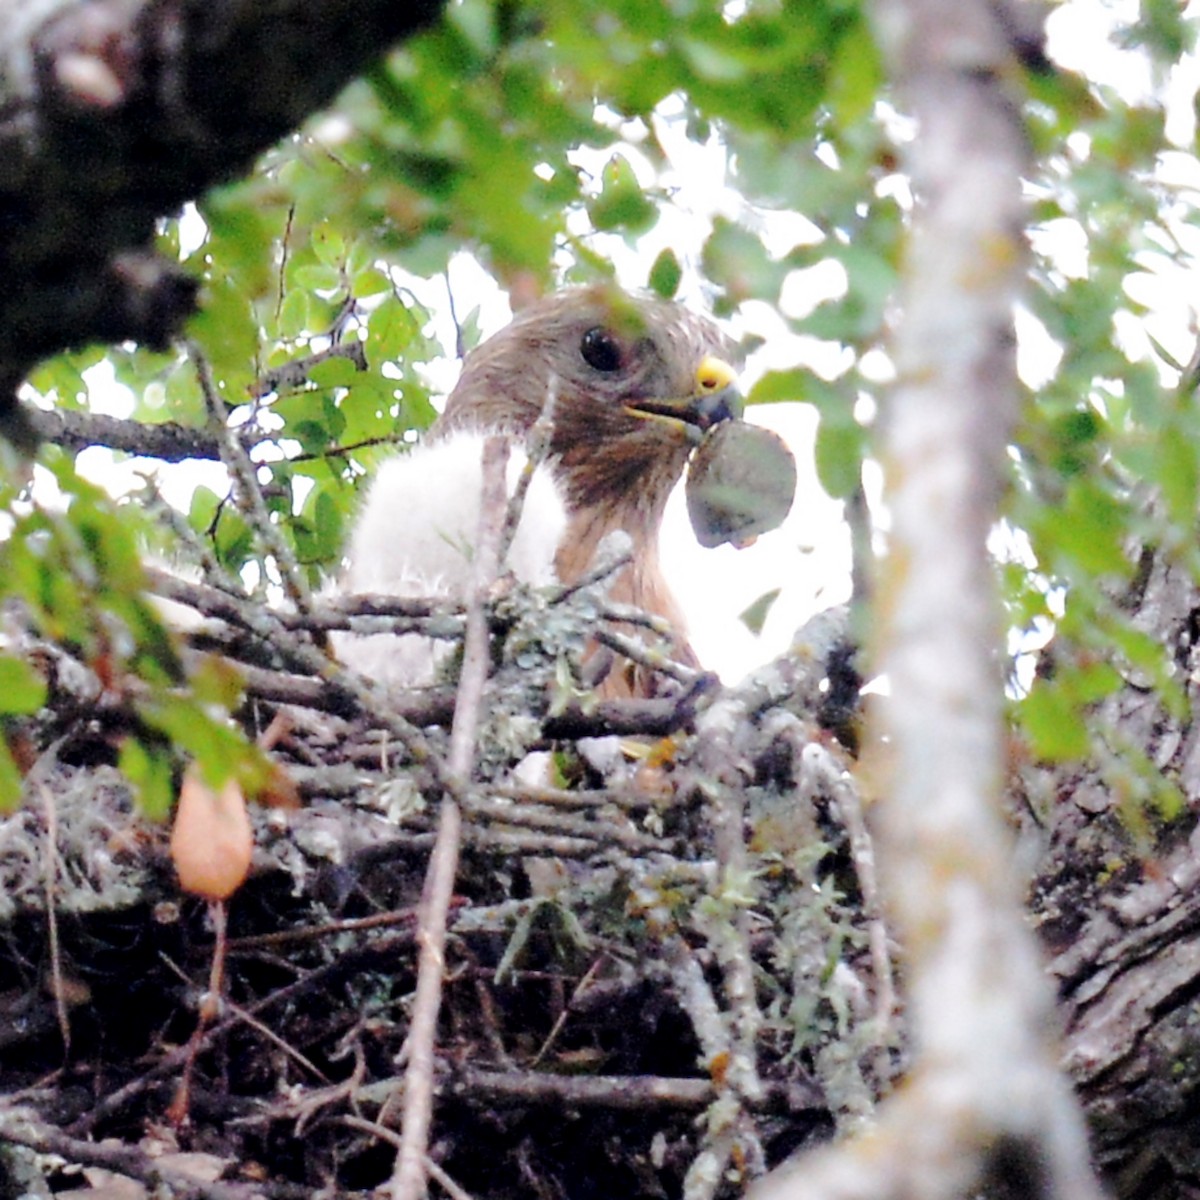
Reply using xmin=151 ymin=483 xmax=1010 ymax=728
xmin=686 ymin=421 xmax=798 ymax=549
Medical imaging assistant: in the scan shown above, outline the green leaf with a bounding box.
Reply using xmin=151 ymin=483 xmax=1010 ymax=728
xmin=308 ymin=356 xmax=364 ymax=389
xmin=137 ymin=693 xmax=269 ymax=797
xmin=190 ymin=656 xmax=247 ymax=711
xmin=368 ymin=296 xmax=422 ymax=362
xmin=0 ymin=738 xmax=24 ymax=811
xmin=0 ymin=658 xmax=47 ymax=716
xmin=648 ymin=248 xmax=682 ymax=299
xmin=814 ymin=418 xmax=863 ymax=499
xmin=215 ymin=509 xmax=254 ymax=571
xmin=189 ymin=485 xmax=224 ymax=536
xmin=1058 ymin=481 xmax=1129 ymax=576
xmin=312 ymin=224 xmax=346 ymax=267
xmin=277 ymin=289 xmax=312 ymax=340
xmin=1021 ymin=681 xmax=1091 ymax=761
xmin=679 ymin=38 xmax=749 ymax=84
xmin=293 ymin=263 xmax=344 ymax=293
xmin=447 ymin=0 xmax=497 ymax=58
xmin=1156 ymin=430 xmax=1199 ymax=527
xmin=352 ymin=267 xmax=392 ymax=298
xmin=827 ymin=19 xmax=882 ymax=123
xmin=749 ymin=370 xmax=850 ymax=412
xmin=119 ymin=736 xmax=175 ymax=820
xmin=313 ymin=489 xmax=344 ymax=561
xmin=702 ymin=216 xmax=787 ymax=309
xmin=749 ymin=369 xmax=811 ymax=406
xmin=739 ymin=589 xmax=781 ymax=637
xmin=587 ymin=155 xmax=657 ymax=234
xmin=187 ymin=275 xmax=260 ymax=378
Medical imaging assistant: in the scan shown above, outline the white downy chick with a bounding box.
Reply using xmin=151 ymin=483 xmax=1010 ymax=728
xmin=332 ymin=431 xmax=567 ymax=690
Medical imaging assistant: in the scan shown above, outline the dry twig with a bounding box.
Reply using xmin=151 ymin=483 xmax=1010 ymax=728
xmin=390 ymin=436 xmax=511 ymax=1200
xmin=191 ymin=342 xmax=314 ymax=616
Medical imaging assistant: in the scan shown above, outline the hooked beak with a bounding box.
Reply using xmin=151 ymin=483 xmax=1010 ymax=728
xmin=623 ymin=355 xmax=744 ymax=444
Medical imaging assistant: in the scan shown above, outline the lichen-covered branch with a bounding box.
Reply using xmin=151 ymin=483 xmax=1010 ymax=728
xmin=752 ymin=2 xmax=1104 ymax=1198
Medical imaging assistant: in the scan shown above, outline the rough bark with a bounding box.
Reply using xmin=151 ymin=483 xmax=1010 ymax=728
xmin=0 ymin=0 xmax=444 ymax=445
xmin=1020 ymin=541 xmax=1200 ymax=1199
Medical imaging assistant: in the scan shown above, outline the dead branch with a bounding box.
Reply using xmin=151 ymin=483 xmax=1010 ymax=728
xmin=445 ymin=1067 xmax=823 ymax=1114
xmin=0 ymin=1101 xmax=312 ymax=1200
xmin=686 ymin=688 xmax=769 ymax=1195
xmin=24 ymin=406 xmax=230 ymax=461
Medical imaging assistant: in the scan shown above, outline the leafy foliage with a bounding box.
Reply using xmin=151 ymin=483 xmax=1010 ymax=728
xmin=7 ymin=0 xmax=1200 ymax=818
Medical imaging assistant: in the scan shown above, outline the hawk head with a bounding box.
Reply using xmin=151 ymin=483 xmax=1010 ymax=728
xmin=433 ymin=285 xmax=742 ymax=529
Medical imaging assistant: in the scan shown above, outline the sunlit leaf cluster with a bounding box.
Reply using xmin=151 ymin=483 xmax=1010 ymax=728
xmin=1008 ymin=12 xmax=1200 ymax=795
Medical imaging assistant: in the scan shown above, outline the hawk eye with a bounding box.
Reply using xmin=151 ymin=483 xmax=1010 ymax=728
xmin=580 ymin=327 xmax=623 ymax=373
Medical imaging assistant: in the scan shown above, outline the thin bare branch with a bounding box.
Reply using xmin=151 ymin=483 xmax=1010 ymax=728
xmin=460 ymin=792 xmax=665 ymax=851
xmin=592 ymin=626 xmax=706 ymax=689
xmin=391 ymin=437 xmax=510 ymax=1200
xmin=191 ymin=343 xmax=313 ymax=615
xmin=445 ymin=1067 xmax=821 ymax=1114
xmin=498 ymin=379 xmax=558 ymax=565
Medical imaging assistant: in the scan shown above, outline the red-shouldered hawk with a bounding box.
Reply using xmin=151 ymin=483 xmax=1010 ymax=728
xmin=335 ymin=284 xmax=765 ymax=697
